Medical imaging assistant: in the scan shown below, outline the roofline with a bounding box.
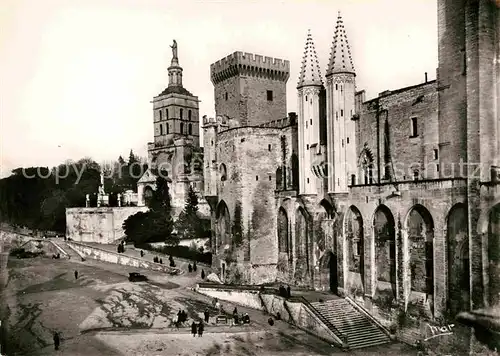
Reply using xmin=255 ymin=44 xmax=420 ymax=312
xmin=363 ymin=79 xmax=437 ymax=104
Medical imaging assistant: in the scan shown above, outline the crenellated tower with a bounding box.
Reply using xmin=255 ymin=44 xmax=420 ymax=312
xmin=325 ymin=13 xmax=357 ymax=193
xmin=202 ymin=115 xmax=228 ymax=198
xmin=297 ymin=30 xmax=327 ymax=195
xmin=210 ymin=52 xmax=290 ymax=127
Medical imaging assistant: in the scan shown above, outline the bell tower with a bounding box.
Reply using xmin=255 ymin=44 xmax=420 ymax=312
xmin=325 ymin=13 xmax=357 ymax=193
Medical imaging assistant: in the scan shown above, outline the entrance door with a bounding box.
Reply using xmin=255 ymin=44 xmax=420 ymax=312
xmin=329 ymin=252 xmax=338 ymax=294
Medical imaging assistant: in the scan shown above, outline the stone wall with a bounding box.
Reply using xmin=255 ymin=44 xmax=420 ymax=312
xmin=66 ymin=206 xmax=148 ymax=244
xmin=67 ymin=241 xmax=180 ymax=274
xmin=195 ymin=284 xmax=343 ymax=346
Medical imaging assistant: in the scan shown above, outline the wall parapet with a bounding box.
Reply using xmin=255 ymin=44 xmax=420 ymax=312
xmin=67 ymin=241 xmax=181 ymax=274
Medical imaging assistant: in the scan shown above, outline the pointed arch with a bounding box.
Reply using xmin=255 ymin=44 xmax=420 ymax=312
xmin=346 ymin=205 xmax=364 ymax=279
xmin=373 ymin=205 xmax=396 ymax=297
xmin=406 ymin=204 xmax=435 ymax=315
xmin=319 ymin=199 xmax=335 ymax=219
xmin=295 ymin=206 xmax=309 ymax=282
xmin=216 ymin=200 xmax=231 ymax=247
xmin=359 ymin=146 xmax=374 ymax=184
xmin=277 ymin=207 xmax=289 ymax=253
xmin=446 ymin=203 xmax=470 ymax=316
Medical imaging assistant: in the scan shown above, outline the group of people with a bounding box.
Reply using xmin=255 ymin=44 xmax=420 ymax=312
xmin=188 ymin=262 xmax=197 ymax=273
xmin=231 ymin=307 xmax=250 ymax=325
xmin=51 ymin=253 xmax=61 ymax=259
xmin=153 ymin=256 xmax=163 ymax=264
xmin=176 ymin=310 xmax=188 ymax=327
xmin=191 ymin=321 xmax=204 ymax=337
xmin=278 ymin=285 xmax=292 ymax=298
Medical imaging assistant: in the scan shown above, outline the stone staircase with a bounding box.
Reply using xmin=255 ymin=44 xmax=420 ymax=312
xmin=310 ymin=299 xmax=391 ymax=349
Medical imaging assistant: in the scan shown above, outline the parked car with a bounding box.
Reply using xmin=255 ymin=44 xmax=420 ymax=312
xmin=128 ymin=272 xmax=148 ymax=282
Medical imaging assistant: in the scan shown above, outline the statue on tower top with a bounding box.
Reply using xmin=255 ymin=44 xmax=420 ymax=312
xmin=170 ymin=40 xmax=178 ymax=61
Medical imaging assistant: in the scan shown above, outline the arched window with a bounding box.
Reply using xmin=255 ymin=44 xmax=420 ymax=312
xmin=220 ymin=164 xmax=227 ymax=181
xmin=180 ymin=123 xmax=184 ymax=134
xmin=188 ymin=110 xmax=192 ymax=120
xmin=188 ymin=123 xmax=192 ymax=135
xmin=180 ymin=108 xmax=183 ymax=119
xmin=160 ymin=124 xmax=163 ymax=135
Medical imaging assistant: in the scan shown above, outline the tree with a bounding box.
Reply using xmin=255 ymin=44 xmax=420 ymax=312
xmin=175 ymin=185 xmax=209 ymax=240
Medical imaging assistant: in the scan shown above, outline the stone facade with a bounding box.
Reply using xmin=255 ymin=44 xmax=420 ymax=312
xmin=66 ymin=207 xmax=148 ymax=243
xmin=202 ymin=3 xmax=500 ymax=350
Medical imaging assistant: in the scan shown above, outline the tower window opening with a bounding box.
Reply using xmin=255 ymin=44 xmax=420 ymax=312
xmin=341 ymin=109 xmax=344 ymax=117
xmin=180 ymin=108 xmax=183 ymax=119
xmin=166 ymin=124 xmax=169 ymax=134
xmin=437 ymin=164 xmax=440 ymax=172
xmin=267 ymin=90 xmax=273 ymax=101
xmin=166 ymin=109 xmax=169 ymax=119
xmin=211 ymin=140 xmax=214 ymax=146
xmin=268 ymin=144 xmax=272 ymax=151
xmin=160 ymin=124 xmax=163 ymax=135
xmin=306 ymin=121 xmax=308 ymax=128
xmin=340 ymin=85 xmax=343 ymax=93
xmin=351 ymin=174 xmax=356 ymax=185
xmin=335 ymin=84 xmax=338 ymax=90
xmin=347 ymin=137 xmax=350 ymax=144
xmin=410 ymin=117 xmax=418 ymax=137
xmin=256 ymin=175 xmax=259 ymax=181
xmin=225 ymin=92 xmax=228 ymax=100
xmin=180 ymin=123 xmax=184 ymax=134
xmin=269 ymin=175 xmax=272 ymax=181
xmin=307 ymin=178 xmax=310 ymax=183
xmin=310 ymin=119 xmax=312 ymax=125
xmin=159 ymin=110 xmax=162 ymax=120
xmin=413 ymin=170 xmax=419 ymax=180
xmin=188 ymin=110 xmax=192 ymax=120
xmin=336 ymin=112 xmax=338 ymax=120
xmin=305 ymin=95 xmax=308 ymax=102
xmin=188 ymin=123 xmax=192 ymax=135
xmin=342 ymin=139 xmax=344 ymax=147
xmin=307 ymin=144 xmax=309 ymax=150
xmin=433 ymin=149 xmax=438 ymax=160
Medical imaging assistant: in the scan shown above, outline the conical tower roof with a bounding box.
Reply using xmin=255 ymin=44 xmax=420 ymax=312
xmin=297 ymin=30 xmax=324 ymax=88
xmin=326 ymin=12 xmax=355 ymax=76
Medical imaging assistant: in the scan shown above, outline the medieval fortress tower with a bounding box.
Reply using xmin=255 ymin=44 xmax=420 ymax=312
xmin=137 ymin=0 xmax=499 ymax=332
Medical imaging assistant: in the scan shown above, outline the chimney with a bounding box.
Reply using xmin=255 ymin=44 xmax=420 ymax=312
xmin=425 ymin=72 xmax=428 ymax=83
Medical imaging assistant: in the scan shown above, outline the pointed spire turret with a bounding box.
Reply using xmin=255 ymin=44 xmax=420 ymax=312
xmin=297 ymin=30 xmax=323 ymax=88
xmin=327 ymin=12 xmax=355 ymax=76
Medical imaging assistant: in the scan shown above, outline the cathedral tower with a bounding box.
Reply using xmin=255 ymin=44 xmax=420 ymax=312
xmin=325 ymin=13 xmax=357 ymax=193
xmin=297 ymin=30 xmax=326 ymax=195
xmin=210 ymin=52 xmax=290 ymax=127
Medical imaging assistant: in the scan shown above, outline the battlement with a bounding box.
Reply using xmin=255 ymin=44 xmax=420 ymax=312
xmin=210 ymin=51 xmax=290 ymax=84
xmin=258 ymin=112 xmax=298 ymax=129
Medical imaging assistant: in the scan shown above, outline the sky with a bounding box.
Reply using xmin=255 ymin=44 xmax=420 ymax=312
xmin=0 ymin=0 xmax=438 ymax=177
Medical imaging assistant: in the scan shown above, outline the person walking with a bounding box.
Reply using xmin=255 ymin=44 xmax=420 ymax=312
xmin=74 ymin=270 xmax=78 ymax=280
xmin=197 ymin=321 xmax=204 ymax=337
xmin=191 ymin=321 xmax=197 ymax=337
xmin=204 ymin=309 xmax=210 ymax=323
xmin=53 ymin=332 xmax=60 ymax=350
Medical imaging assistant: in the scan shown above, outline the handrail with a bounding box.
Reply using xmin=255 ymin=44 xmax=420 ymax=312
xmin=295 ymin=296 xmax=348 ymax=346
xmin=345 ymin=296 xmax=391 ymax=337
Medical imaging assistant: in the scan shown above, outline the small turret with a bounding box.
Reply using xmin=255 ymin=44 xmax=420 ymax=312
xmin=297 ymin=30 xmax=324 ymax=89
xmin=326 ymin=12 xmax=356 ymax=76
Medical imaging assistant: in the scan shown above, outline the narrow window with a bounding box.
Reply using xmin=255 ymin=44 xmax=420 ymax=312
xmin=166 ymin=108 xmax=169 ymax=119
xmin=310 ymin=119 xmax=312 ymax=125
xmin=306 ymin=121 xmax=308 ymax=128
xmin=188 ymin=123 xmax=192 ymax=135
xmin=413 ymin=170 xmax=419 ymax=180
xmin=268 ymin=144 xmax=271 ymax=151
xmin=433 ymin=149 xmax=438 ymax=160
xmin=410 ymin=117 xmax=418 ymax=137
xmin=307 ymin=144 xmax=309 ymax=150
xmin=305 ymin=95 xmax=308 ymax=102
xmin=188 ymin=110 xmax=192 ymax=120
xmin=225 ymin=92 xmax=228 ymax=100
xmin=166 ymin=124 xmax=169 ymax=134
xmin=267 ymin=90 xmax=273 ymax=101
xmin=336 ymin=112 xmax=338 ymax=119
xmin=340 ymin=85 xmax=343 ymax=93
xmin=307 ymin=178 xmax=310 ymax=183
xmin=180 ymin=123 xmax=185 ymax=134
xmin=347 ymin=137 xmax=350 ymax=144
xmin=211 ymin=140 xmax=214 ymax=146
xmin=437 ymin=164 xmax=440 ymax=172
xmin=342 ymin=139 xmax=344 ymax=147
xmin=160 ymin=124 xmax=163 ymax=135
xmin=341 ymin=109 xmax=344 ymax=117
xmin=351 ymin=174 xmax=356 ymax=185
xmin=269 ymin=175 xmax=272 ymax=181
xmin=335 ymin=84 xmax=338 ymax=90
xmin=180 ymin=108 xmax=183 ymax=119
xmin=159 ymin=110 xmax=162 ymax=120
xmin=256 ymin=175 xmax=259 ymax=181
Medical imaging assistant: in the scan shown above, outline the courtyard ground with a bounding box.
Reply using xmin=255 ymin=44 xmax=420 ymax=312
xmin=1 ymin=253 xmax=419 ymax=356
